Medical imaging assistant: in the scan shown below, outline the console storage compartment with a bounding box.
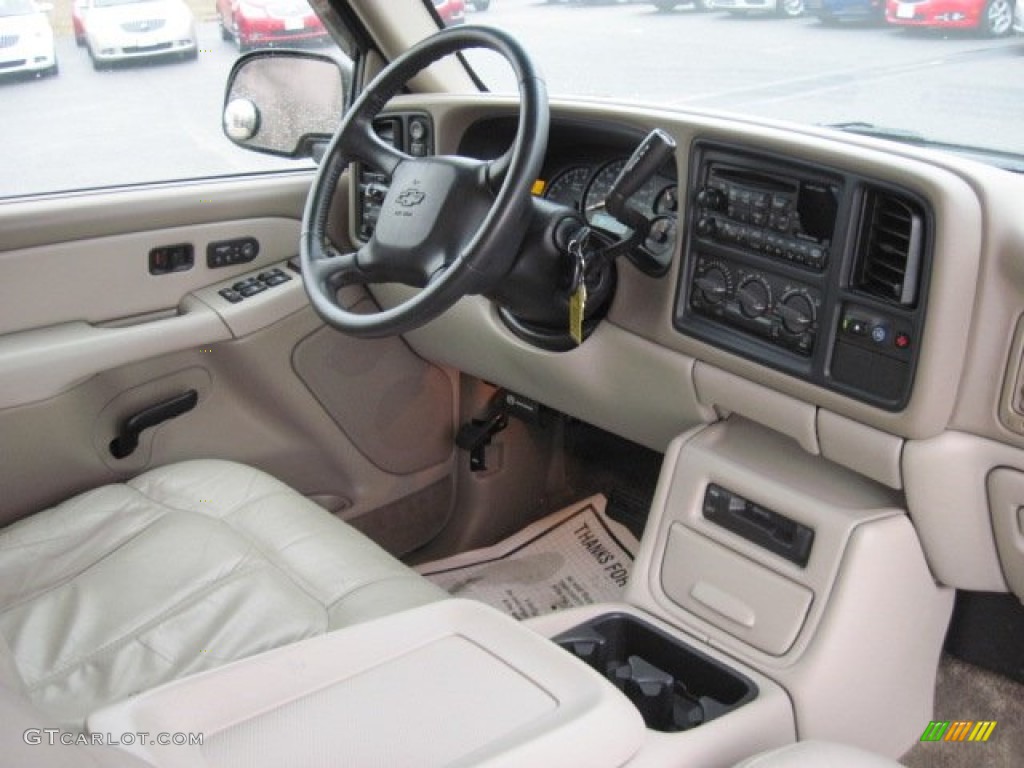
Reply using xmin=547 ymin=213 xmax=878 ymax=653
xmin=87 ymin=599 xmax=646 ymax=768
xmin=661 ymin=525 xmax=812 ymax=655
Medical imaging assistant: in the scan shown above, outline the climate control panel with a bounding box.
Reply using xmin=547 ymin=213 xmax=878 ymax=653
xmin=690 ymin=255 xmax=821 ymax=357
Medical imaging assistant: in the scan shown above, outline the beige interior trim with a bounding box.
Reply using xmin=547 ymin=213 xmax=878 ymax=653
xmin=626 ymin=421 xmax=952 ymax=757
xmin=392 ymin=290 xmax=713 ymax=452
xmin=693 ymin=363 xmax=819 ymax=455
xmin=902 ymin=430 xmax=1013 ymax=591
xmin=0 ymin=297 xmax=229 ymax=409
xmin=192 ymin=261 xmax=309 ymax=339
xmin=0 ymin=218 xmax=301 ymax=336
xmin=987 ymin=468 xmax=1024 ymax=600
xmin=0 ymin=174 xmax=312 ymax=252
xmin=89 ymin=599 xmax=646 ymax=768
xmin=816 ymin=410 xmax=903 ymax=490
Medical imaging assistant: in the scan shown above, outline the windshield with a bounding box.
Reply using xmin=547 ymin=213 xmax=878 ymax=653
xmin=446 ymin=0 xmax=1024 ymax=165
xmin=92 ymin=0 xmax=160 ymax=7
xmin=0 ymin=0 xmax=37 ymax=16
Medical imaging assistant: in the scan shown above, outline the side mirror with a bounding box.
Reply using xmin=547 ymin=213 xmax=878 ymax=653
xmin=222 ymin=50 xmax=347 ymax=159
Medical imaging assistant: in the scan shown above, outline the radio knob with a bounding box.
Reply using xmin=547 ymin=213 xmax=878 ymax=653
xmin=695 ymin=266 xmax=729 ymax=305
xmin=696 ymin=216 xmax=717 ymax=238
xmin=696 ymin=187 xmax=726 ymax=211
xmin=777 ymin=292 xmax=815 ymax=334
xmin=736 ymin=277 xmax=771 ymax=319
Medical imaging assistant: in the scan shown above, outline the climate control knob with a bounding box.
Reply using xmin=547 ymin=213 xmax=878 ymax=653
xmin=777 ymin=291 xmax=815 ymax=335
xmin=736 ymin=277 xmax=771 ymax=319
xmin=694 ymin=265 xmax=730 ymax=305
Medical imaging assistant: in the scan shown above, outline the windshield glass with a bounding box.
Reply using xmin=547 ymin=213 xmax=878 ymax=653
xmin=447 ymin=0 xmax=1024 ymax=164
xmin=0 ymin=0 xmax=37 ymax=16
xmin=92 ymin=0 xmax=159 ymax=7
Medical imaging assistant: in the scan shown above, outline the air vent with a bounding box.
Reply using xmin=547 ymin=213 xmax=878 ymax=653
xmin=853 ymin=188 xmax=925 ymax=307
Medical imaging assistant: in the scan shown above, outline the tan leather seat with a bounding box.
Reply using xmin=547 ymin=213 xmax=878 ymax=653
xmin=734 ymin=741 xmax=904 ymax=767
xmin=0 ymin=459 xmax=446 ymax=731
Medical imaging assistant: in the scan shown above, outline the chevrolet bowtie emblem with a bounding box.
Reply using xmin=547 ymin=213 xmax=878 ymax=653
xmin=396 ymin=188 xmax=425 ymax=207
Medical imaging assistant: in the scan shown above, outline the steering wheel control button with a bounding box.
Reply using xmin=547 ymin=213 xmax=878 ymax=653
xmin=207 ymin=238 xmax=260 ymax=269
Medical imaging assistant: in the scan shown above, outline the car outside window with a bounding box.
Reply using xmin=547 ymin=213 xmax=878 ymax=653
xmin=0 ymin=0 xmax=353 ymax=199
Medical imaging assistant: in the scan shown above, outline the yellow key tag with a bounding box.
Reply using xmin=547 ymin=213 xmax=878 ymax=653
xmin=569 ymin=282 xmax=587 ymax=346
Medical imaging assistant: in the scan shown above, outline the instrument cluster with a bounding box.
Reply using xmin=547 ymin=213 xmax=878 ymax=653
xmin=542 ymin=157 xmax=679 ymax=273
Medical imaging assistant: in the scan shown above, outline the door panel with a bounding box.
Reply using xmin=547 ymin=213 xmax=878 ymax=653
xmin=0 ymin=176 xmax=457 ymax=554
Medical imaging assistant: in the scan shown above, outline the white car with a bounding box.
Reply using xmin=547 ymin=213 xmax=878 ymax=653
xmin=0 ymin=0 xmax=57 ymax=77
xmin=711 ymin=0 xmax=805 ymax=15
xmin=80 ymin=0 xmax=197 ymax=69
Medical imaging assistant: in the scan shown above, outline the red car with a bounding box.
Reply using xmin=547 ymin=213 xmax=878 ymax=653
xmin=885 ymin=0 xmax=1016 ymax=36
xmin=433 ymin=0 xmax=466 ymax=25
xmin=217 ymin=0 xmax=330 ymax=51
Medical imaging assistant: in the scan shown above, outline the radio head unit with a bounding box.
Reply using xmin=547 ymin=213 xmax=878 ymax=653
xmin=695 ymin=161 xmax=840 ymax=271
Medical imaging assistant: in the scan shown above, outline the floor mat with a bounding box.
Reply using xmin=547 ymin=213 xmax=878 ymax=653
xmin=416 ymin=495 xmax=639 ymax=621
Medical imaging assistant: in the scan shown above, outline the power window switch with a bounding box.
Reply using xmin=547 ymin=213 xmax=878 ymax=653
xmin=239 ymin=283 xmax=267 ymax=298
xmin=218 ymin=288 xmax=243 ymax=304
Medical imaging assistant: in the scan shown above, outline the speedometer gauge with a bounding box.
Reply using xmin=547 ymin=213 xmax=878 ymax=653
xmin=544 ymin=166 xmax=591 ymax=211
xmin=583 ymin=159 xmax=624 ymax=219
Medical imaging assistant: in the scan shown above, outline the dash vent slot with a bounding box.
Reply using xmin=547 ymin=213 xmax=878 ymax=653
xmin=853 ymin=188 xmax=924 ymax=307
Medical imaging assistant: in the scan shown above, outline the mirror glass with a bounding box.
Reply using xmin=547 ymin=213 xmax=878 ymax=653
xmin=222 ymin=52 xmax=345 ymax=158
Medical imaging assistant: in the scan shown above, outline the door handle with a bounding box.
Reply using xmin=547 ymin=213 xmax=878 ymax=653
xmin=109 ymin=389 xmax=199 ymax=459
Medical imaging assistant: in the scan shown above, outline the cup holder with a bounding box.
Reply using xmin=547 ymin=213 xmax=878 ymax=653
xmin=554 ymin=613 xmax=757 ymax=733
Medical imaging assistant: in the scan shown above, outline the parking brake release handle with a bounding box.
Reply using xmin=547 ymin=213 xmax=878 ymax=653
xmin=109 ymin=389 xmax=199 ymax=459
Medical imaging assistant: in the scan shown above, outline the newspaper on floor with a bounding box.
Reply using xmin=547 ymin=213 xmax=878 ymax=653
xmin=416 ymin=494 xmax=639 ymax=621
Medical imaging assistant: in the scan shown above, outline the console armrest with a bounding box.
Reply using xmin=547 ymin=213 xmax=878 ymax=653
xmin=87 ymin=600 xmax=645 ymax=768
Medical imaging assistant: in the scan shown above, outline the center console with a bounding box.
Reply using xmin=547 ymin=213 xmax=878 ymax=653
xmin=623 ymin=418 xmax=954 ymax=757
xmin=676 ymin=142 xmax=933 ymax=411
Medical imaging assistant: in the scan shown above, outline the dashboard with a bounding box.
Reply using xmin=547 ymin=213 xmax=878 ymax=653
xmin=452 ymin=115 xmax=932 ymax=411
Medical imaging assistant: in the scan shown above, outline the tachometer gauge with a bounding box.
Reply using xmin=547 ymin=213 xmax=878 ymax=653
xmin=583 ymin=159 xmax=624 ymax=217
xmin=544 ymin=166 xmax=591 ymax=211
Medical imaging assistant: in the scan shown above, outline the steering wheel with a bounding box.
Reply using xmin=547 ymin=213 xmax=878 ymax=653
xmin=300 ymin=26 xmax=549 ymax=338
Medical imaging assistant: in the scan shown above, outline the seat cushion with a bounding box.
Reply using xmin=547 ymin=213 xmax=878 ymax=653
xmin=0 ymin=459 xmax=447 ymax=729
xmin=734 ymin=741 xmax=903 ymax=768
